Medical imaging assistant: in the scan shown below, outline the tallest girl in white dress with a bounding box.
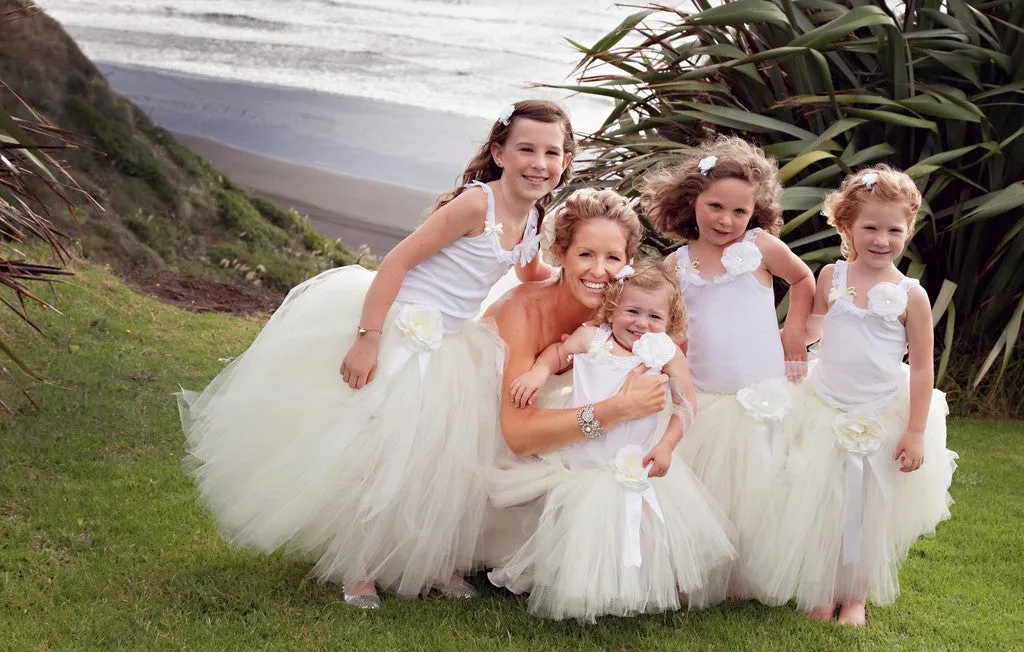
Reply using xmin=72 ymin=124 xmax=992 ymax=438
xmin=178 ymin=100 xmax=575 ymax=608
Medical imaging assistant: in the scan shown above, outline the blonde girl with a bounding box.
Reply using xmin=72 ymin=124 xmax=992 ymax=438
xmin=750 ymin=165 xmax=957 ymax=626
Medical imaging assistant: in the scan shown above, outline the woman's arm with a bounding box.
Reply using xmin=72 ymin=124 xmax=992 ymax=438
xmin=340 ymin=190 xmax=487 ymax=388
xmin=894 ymin=285 xmax=933 ymax=472
xmin=496 ymin=302 xmax=667 ymax=456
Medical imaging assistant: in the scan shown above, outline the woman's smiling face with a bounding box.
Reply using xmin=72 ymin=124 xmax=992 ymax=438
xmin=557 ymin=218 xmax=630 ymax=310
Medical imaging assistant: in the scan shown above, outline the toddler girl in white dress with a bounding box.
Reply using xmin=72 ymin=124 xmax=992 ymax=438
xmin=748 ymin=165 xmax=957 ymax=626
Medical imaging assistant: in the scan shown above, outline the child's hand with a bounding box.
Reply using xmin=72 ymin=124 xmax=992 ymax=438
xmin=510 ymin=369 xmax=547 ymax=408
xmin=340 ymin=337 xmax=379 ymax=389
xmin=893 ymin=429 xmax=925 ymax=472
xmin=780 ymin=327 xmax=808 ymax=382
xmin=643 ymin=441 xmax=674 ymax=478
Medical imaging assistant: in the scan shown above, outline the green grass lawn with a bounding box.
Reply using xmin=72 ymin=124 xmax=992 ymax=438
xmin=1 ymin=263 xmax=1021 ymax=650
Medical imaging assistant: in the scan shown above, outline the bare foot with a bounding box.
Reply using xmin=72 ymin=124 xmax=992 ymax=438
xmin=837 ymin=600 xmax=867 ymax=626
xmin=806 ymin=602 xmax=836 ymax=622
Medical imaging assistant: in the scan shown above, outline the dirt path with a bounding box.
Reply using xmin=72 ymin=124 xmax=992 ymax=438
xmin=120 ymin=268 xmax=285 ymax=316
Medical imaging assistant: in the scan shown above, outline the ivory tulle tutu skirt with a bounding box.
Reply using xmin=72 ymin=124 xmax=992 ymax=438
xmin=484 ymin=385 xmax=736 ymax=621
xmin=675 ymin=380 xmax=801 ymax=603
xmin=746 ymin=381 xmax=957 ymax=609
xmin=179 ymin=265 xmax=505 ymax=596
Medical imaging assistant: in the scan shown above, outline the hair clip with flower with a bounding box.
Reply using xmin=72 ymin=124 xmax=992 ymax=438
xmin=862 ymin=172 xmax=878 ymax=191
xmin=497 ymin=104 xmax=516 ymax=126
xmin=614 ymin=264 xmax=636 ymax=283
xmin=698 ymin=155 xmax=718 ymax=176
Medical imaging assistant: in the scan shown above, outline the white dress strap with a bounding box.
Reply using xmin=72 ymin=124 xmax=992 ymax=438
xmin=743 ymin=227 xmax=763 ymax=243
xmin=675 ymin=246 xmax=698 ymax=286
xmin=593 ymin=323 xmax=613 ymax=346
xmin=467 ymin=180 xmax=497 ymax=227
xmin=898 ymin=276 xmax=920 ymax=292
xmin=833 ymin=259 xmax=849 ymax=290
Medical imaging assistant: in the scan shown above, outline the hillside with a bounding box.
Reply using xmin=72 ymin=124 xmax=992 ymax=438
xmin=0 ymin=0 xmax=362 ymax=293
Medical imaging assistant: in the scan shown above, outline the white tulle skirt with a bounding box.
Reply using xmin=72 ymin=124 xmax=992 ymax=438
xmin=486 ymin=445 xmax=736 ymax=621
xmin=179 ymin=265 xmax=505 ymax=596
xmin=674 ymin=383 xmax=801 ymax=603
xmin=747 ymin=382 xmax=957 ymax=610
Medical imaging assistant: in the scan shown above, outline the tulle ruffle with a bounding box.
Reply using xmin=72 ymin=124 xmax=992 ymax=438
xmin=675 ymin=384 xmax=800 ymax=603
xmin=747 ymin=382 xmax=956 ymax=609
xmin=487 ymin=458 xmax=736 ymax=621
xmin=180 ymin=265 xmax=506 ymax=596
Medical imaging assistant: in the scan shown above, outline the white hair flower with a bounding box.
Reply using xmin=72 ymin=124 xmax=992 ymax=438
xmin=698 ymin=155 xmax=718 ymax=176
xmin=614 ymin=264 xmax=635 ymax=282
xmin=497 ymin=104 xmax=516 ymax=126
xmin=862 ymin=172 xmax=879 ymax=190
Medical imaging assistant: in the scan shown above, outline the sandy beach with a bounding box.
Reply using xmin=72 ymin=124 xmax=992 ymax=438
xmin=99 ymin=63 xmax=494 ymax=254
xmin=176 ymin=133 xmax=433 ymax=254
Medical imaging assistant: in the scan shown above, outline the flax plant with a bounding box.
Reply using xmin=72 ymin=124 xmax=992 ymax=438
xmin=556 ymin=0 xmax=1024 ymax=392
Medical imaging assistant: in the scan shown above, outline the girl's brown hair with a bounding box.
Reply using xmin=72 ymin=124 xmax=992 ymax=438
xmin=597 ymin=259 xmax=687 ymax=341
xmin=822 ymin=164 xmax=921 ymax=261
xmin=430 ymin=99 xmax=576 ymax=220
xmin=550 ymin=188 xmax=645 ymax=261
xmin=639 ymin=135 xmax=783 ymax=242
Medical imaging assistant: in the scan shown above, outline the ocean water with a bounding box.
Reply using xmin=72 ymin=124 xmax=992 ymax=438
xmin=36 ymin=0 xmax=642 ymax=133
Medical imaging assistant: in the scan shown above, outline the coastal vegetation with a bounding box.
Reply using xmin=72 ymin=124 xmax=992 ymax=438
xmin=0 ymin=0 xmax=358 ymax=296
xmin=561 ymin=0 xmax=1024 ymax=416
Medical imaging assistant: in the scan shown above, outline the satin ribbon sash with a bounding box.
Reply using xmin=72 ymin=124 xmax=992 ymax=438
xmin=841 ymin=448 xmax=892 ymax=566
xmin=621 ymin=468 xmax=670 ymax=569
xmin=377 ymin=338 xmax=433 ymax=382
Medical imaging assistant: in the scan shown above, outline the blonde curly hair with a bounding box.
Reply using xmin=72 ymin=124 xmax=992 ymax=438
xmin=550 ymin=188 xmax=645 ymax=260
xmin=639 ymin=135 xmax=783 ymax=242
xmin=597 ymin=259 xmax=687 ymax=341
xmin=822 ymin=165 xmax=921 ymax=261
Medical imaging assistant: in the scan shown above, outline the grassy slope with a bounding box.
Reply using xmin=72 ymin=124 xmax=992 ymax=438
xmin=0 ymin=264 xmax=1021 ymax=650
xmin=0 ymin=0 xmax=363 ymax=292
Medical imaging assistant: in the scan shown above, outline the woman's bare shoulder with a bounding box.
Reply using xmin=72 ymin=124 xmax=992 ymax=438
xmin=485 ymin=279 xmax=552 ymax=323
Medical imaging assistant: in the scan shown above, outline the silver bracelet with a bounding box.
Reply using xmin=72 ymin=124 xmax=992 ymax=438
xmin=577 ymin=404 xmax=606 ymax=439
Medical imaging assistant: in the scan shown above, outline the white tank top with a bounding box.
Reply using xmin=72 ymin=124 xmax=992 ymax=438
xmin=676 ymin=228 xmax=785 ymax=393
xmin=395 ymin=181 xmax=541 ymax=332
xmin=562 ymin=325 xmax=664 ymax=470
xmin=811 ymin=260 xmax=919 ymax=411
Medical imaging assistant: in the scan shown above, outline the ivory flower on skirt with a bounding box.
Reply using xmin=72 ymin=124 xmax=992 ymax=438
xmin=614 ymin=445 xmax=652 ymax=492
xmin=394 ymin=304 xmax=444 ymax=351
xmin=833 ymin=412 xmax=885 ymax=455
xmin=736 ymin=378 xmax=792 ymax=423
